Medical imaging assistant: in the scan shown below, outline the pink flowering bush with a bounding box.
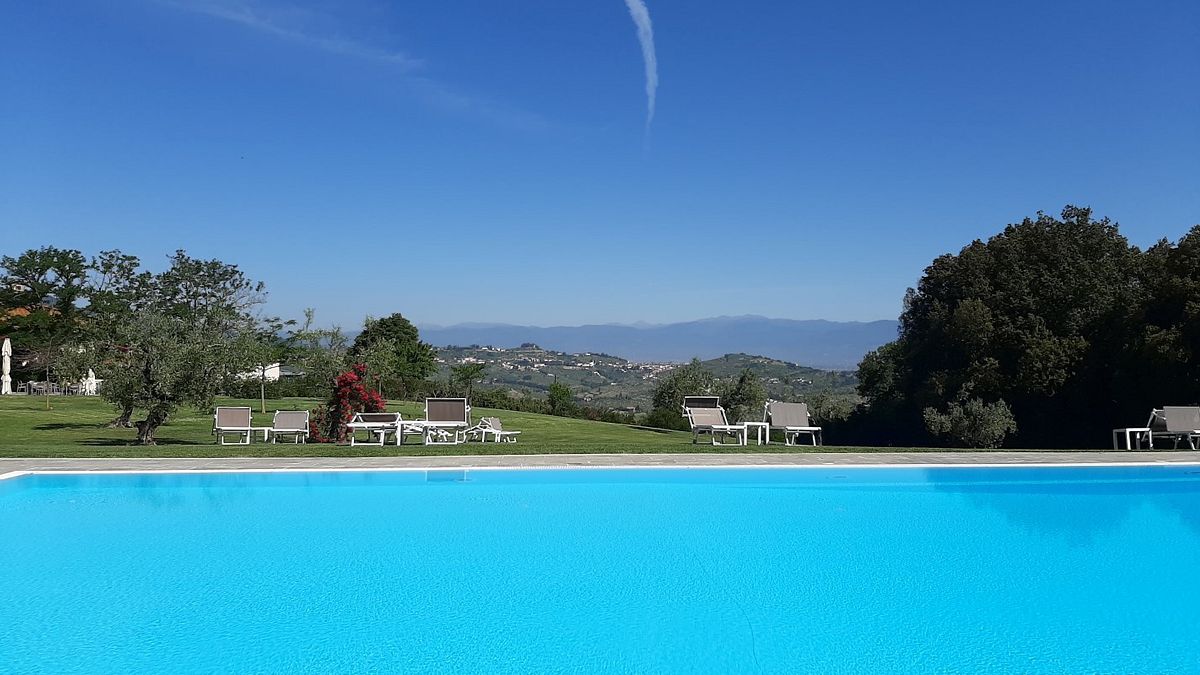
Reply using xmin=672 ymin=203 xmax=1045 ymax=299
xmin=309 ymin=363 xmax=387 ymax=443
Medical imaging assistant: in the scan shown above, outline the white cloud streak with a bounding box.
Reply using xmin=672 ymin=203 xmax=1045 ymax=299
xmin=623 ymin=0 xmax=658 ymax=132
xmin=160 ymin=0 xmax=422 ymax=69
xmin=156 ymin=0 xmax=552 ymax=132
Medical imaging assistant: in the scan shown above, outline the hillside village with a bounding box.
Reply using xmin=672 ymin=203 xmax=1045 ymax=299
xmin=436 ymin=343 xmax=858 ymax=412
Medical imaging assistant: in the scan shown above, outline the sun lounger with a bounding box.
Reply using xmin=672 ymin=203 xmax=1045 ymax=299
xmin=764 ymin=400 xmax=823 ymax=446
xmin=270 ymin=410 xmax=310 ymax=444
xmin=683 ymin=396 xmax=746 ymax=446
xmin=422 ymin=398 xmax=471 ymax=445
xmin=466 ymin=417 xmax=521 ymax=443
xmin=346 ymin=412 xmax=400 ymax=446
xmin=1147 ymin=407 xmax=1200 ymax=450
xmin=213 ymin=406 xmax=270 ymax=445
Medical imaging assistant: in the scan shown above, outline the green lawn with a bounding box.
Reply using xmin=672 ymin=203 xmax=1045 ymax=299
xmin=0 ymin=395 xmax=831 ymax=457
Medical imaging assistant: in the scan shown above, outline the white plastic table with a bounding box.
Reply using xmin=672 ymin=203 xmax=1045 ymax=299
xmin=743 ymin=421 xmax=770 ymax=446
xmin=1112 ymin=427 xmax=1150 ymax=450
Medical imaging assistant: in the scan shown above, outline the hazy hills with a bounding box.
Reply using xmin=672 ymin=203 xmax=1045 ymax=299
xmin=422 ymin=316 xmax=898 ymax=370
xmin=437 ymin=346 xmax=859 ymax=412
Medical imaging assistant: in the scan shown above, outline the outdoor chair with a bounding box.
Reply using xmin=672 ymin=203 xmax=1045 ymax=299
xmin=1147 ymin=407 xmax=1200 ymax=450
xmin=682 ymin=396 xmax=746 ymax=446
xmin=270 ymin=410 xmax=310 ymax=444
xmin=422 ymin=398 xmax=472 ymax=445
xmin=346 ymin=412 xmax=401 ymax=446
xmin=465 ymin=417 xmax=521 ymax=443
xmin=213 ymin=406 xmax=269 ymax=445
xmin=764 ymin=400 xmax=823 ymax=446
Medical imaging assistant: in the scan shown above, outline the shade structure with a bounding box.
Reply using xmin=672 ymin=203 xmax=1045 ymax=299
xmin=1 ymin=337 xmax=11 ymax=395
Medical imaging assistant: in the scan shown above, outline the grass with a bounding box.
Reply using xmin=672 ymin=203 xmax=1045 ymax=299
xmin=0 ymin=395 xmax=764 ymax=457
xmin=0 ymin=395 xmax=1044 ymax=458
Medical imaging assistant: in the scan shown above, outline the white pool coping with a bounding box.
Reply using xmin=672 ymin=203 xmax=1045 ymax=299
xmin=3 ymin=455 xmax=1200 ymax=481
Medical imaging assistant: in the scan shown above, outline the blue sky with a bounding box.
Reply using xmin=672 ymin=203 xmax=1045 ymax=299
xmin=2 ymin=0 xmax=1197 ymax=329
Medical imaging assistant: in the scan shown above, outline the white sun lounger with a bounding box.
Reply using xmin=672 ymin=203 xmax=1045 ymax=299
xmin=213 ymin=406 xmax=270 ymax=445
xmin=346 ymin=412 xmax=400 ymax=446
xmin=270 ymin=410 xmax=310 ymax=444
xmin=683 ymin=396 xmax=746 ymax=446
xmin=422 ymin=398 xmax=471 ymax=445
xmin=764 ymin=400 xmax=823 ymax=446
xmin=466 ymin=417 xmax=521 ymax=443
xmin=1147 ymin=407 xmax=1200 ymax=450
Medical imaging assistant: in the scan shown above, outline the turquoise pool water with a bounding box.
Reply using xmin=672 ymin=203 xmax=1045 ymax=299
xmin=2 ymin=466 xmax=1200 ymax=673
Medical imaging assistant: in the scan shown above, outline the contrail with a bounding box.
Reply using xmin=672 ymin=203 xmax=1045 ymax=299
xmin=623 ymin=0 xmax=657 ymax=132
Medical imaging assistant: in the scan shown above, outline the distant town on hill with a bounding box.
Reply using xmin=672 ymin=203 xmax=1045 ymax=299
xmin=436 ymin=345 xmax=859 ymax=412
xmin=420 ymin=316 xmax=899 ymax=371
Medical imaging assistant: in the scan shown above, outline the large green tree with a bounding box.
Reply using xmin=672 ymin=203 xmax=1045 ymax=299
xmin=853 ymin=206 xmax=1167 ymax=448
xmin=350 ymin=313 xmax=436 ymax=394
xmin=96 ymin=252 xmax=269 ymax=444
xmin=0 ymin=247 xmax=90 ymax=407
xmin=1126 ymin=225 xmax=1200 ymax=410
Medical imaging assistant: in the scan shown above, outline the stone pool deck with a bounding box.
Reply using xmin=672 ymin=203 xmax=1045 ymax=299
xmin=2 ymin=451 xmax=1200 ymax=474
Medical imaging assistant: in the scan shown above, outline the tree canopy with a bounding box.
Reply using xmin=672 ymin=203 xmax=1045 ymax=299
xmin=94 ymin=252 xmax=271 ymax=443
xmin=350 ymin=313 xmax=437 ymax=391
xmin=853 ymin=207 xmax=1200 ymax=448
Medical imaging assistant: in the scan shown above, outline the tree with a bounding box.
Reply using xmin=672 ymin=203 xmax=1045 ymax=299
xmin=84 ymin=250 xmax=152 ymax=426
xmin=547 ymin=381 xmax=575 ymax=417
xmin=450 ymin=362 xmax=487 ymax=399
xmin=717 ymin=368 xmax=766 ymax=424
xmin=104 ymin=309 xmax=253 ymax=444
xmin=350 ymin=313 xmax=436 ymax=394
xmin=854 ymin=206 xmax=1145 ymax=447
xmin=645 ymin=358 xmax=717 ymax=430
xmin=1125 ymin=225 xmax=1200 ymax=411
xmin=242 ymin=319 xmax=295 ymax=413
xmin=96 ymin=252 xmax=266 ymax=444
xmin=651 ymin=358 xmax=716 ymax=412
xmin=286 ymin=309 xmax=351 ymax=396
xmin=355 ymin=336 xmax=404 ymax=398
xmin=0 ymin=247 xmax=90 ymax=408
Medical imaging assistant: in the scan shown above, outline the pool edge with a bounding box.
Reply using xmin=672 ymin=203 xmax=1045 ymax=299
xmin=9 ymin=460 xmax=1200 ymax=477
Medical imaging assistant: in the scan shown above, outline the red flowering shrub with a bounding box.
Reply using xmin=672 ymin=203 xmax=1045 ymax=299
xmin=309 ymin=363 xmax=387 ymax=443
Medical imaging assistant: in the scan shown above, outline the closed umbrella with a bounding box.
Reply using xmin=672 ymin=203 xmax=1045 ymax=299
xmin=1 ymin=337 xmax=11 ymax=395
xmin=83 ymin=368 xmax=98 ymax=396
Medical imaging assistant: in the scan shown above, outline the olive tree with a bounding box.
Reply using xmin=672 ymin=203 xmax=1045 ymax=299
xmin=96 ymin=251 xmax=268 ymax=444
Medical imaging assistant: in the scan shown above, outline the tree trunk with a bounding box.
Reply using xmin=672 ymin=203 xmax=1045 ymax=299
xmin=135 ymin=409 xmax=168 ymax=445
xmin=108 ymin=404 xmax=134 ymax=428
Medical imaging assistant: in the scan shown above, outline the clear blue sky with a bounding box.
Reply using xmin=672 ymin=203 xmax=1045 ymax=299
xmin=3 ymin=0 xmax=1197 ymax=329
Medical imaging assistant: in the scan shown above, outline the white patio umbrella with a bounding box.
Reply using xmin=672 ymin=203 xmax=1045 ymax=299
xmin=1 ymin=337 xmax=11 ymax=395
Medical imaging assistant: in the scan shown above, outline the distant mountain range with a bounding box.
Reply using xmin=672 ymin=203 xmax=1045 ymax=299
xmin=420 ymin=316 xmax=899 ymax=370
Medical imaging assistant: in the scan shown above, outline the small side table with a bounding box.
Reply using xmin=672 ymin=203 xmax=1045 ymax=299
xmin=1112 ymin=427 xmax=1150 ymax=450
xmin=743 ymin=421 xmax=770 ymax=446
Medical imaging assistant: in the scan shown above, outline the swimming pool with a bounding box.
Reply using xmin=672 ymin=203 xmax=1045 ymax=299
xmin=2 ymin=465 xmax=1199 ymax=673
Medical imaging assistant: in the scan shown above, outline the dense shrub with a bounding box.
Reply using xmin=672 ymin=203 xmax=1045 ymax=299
xmin=923 ymin=398 xmax=1017 ymax=448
